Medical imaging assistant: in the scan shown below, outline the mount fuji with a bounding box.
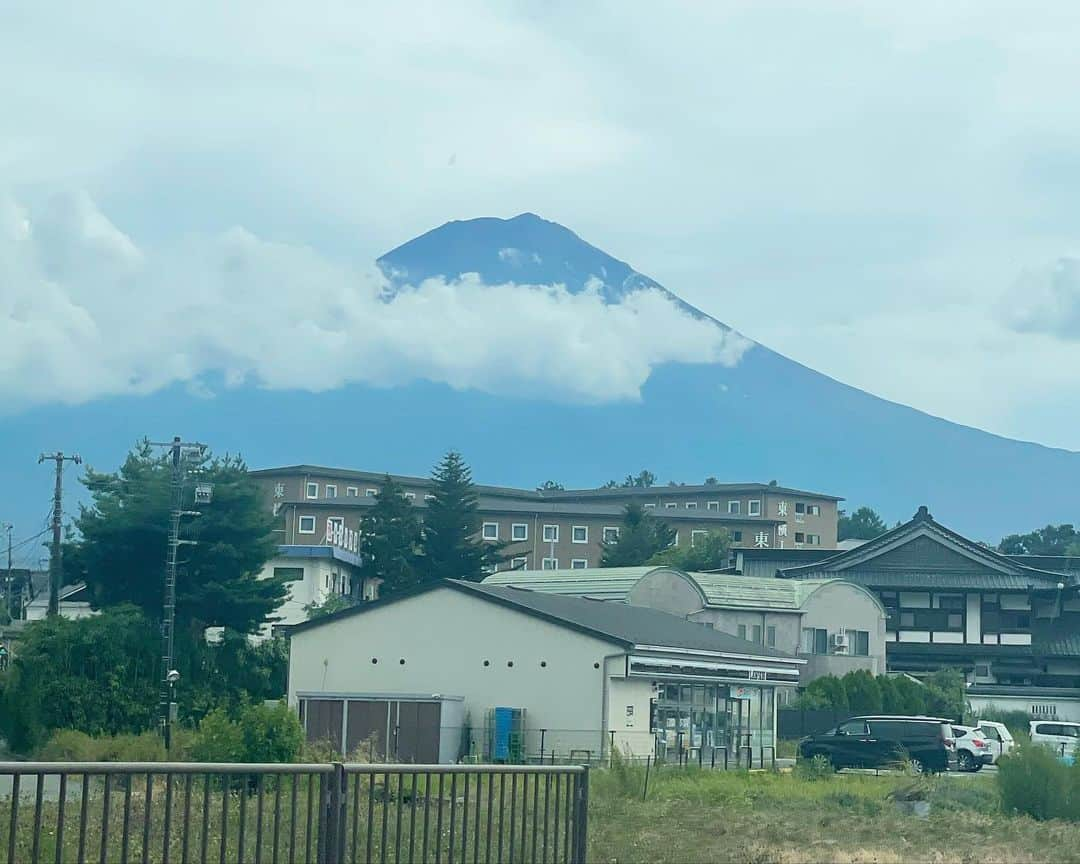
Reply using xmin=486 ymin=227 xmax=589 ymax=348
xmin=4 ymin=212 xmax=1078 ymax=544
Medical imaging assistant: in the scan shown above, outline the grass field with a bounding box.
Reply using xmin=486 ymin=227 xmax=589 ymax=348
xmin=588 ymin=763 xmax=1080 ymax=863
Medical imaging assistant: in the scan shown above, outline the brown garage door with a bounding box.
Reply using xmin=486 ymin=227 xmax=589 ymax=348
xmin=304 ymin=699 xmax=344 ymax=751
xmin=346 ymin=700 xmax=389 ymax=759
xmin=393 ymin=701 xmax=441 ymax=763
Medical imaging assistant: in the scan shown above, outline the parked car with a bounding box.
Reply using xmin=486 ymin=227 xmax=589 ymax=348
xmin=1029 ymin=720 xmax=1080 ymax=762
xmin=798 ymin=715 xmax=957 ymax=773
xmin=951 ymin=725 xmax=993 ymax=771
xmin=975 ymin=720 xmax=1014 ymax=763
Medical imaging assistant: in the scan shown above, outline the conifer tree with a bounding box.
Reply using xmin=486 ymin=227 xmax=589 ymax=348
xmin=360 ymin=475 xmax=423 ymax=596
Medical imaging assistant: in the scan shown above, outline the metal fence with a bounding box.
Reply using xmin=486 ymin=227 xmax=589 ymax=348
xmin=0 ymin=762 xmax=588 ymax=864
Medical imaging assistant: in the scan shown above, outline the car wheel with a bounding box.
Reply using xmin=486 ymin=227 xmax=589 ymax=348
xmin=908 ymin=757 xmax=925 ymax=775
xmin=958 ymin=751 xmax=974 ymax=772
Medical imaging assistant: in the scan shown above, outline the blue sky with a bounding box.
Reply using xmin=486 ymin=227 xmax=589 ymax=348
xmin=4 ymin=1 xmax=1080 ymax=448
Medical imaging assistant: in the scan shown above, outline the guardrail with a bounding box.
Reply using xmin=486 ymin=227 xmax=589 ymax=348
xmin=0 ymin=761 xmax=589 ymax=864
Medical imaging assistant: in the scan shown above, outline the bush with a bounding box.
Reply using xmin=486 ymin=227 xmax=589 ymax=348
xmin=998 ymin=744 xmax=1080 ymax=821
xmin=190 ymin=702 xmax=302 ymax=763
xmin=36 ymin=728 xmax=188 ymax=762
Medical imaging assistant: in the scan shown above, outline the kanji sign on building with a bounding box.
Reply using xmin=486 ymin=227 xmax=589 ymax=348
xmin=754 ymin=531 xmax=769 ymax=548
xmin=777 ymin=501 xmax=788 ymax=517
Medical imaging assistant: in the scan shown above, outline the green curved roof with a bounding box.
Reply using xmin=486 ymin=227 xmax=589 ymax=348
xmin=482 ymin=566 xmax=869 ymax=611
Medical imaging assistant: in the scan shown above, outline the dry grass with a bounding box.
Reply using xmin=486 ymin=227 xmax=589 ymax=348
xmin=588 ymin=764 xmax=1080 ymax=864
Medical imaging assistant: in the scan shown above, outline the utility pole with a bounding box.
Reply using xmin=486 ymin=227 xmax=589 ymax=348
xmin=150 ymin=436 xmax=207 ymax=751
xmin=4 ymin=524 xmax=11 ymax=621
xmin=38 ymin=451 xmax=82 ymax=617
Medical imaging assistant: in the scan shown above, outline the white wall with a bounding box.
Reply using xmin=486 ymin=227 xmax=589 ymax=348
xmin=289 ymin=586 xmax=623 ymax=756
xmin=970 ymin=694 xmax=1080 ymax=723
xmin=801 ymin=582 xmax=887 ymax=676
xmin=257 ymin=556 xmax=359 ymax=638
xmin=606 ymin=676 xmax=654 ymax=756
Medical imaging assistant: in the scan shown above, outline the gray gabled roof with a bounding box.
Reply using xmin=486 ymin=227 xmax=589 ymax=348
xmin=291 ymin=578 xmax=800 ymax=663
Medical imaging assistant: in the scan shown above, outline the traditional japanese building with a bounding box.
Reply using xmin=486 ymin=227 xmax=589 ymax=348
xmin=777 ymin=506 xmax=1080 ymax=717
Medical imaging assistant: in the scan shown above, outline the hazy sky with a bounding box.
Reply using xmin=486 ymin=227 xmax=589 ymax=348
xmin=4 ymin=2 xmax=1080 ymax=449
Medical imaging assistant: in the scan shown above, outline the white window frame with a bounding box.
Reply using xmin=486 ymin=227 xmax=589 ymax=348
xmin=404 ymin=492 xmax=416 ymax=501
xmin=707 ymin=501 xmax=720 ymax=512
xmin=482 ymin=522 xmax=500 ymax=541
xmin=298 ymin=515 xmax=317 ymax=534
xmin=664 ymin=502 xmax=678 ymax=510
xmin=511 ymin=556 xmax=528 ymax=569
xmin=571 ymin=558 xmax=589 ymax=569
xmin=325 ymin=484 xmax=337 ymax=499
xmin=691 ymin=529 xmax=708 ymax=547
xmin=685 ymin=502 xmax=698 ymax=510
xmin=748 ymin=500 xmax=761 ymax=517
xmin=306 ymin=482 xmax=319 ymax=500
xmin=809 ymin=504 xmax=821 ymax=516
xmin=672 ymin=531 xmax=680 ymax=547
xmin=571 ymin=525 xmax=588 ymax=544
xmin=643 ymin=503 xmax=657 ymax=509
xmin=542 ymin=524 xmax=559 ymax=543
xmin=602 ymin=526 xmax=620 ymax=543
xmin=346 ymin=486 xmax=358 ymax=497
xmin=542 ymin=557 xmax=559 ymax=570
xmin=424 ymin=494 xmax=436 ymax=502
xmin=481 ymin=562 xmax=498 ymax=575
xmin=365 ymin=488 xmax=378 ymax=497
xmin=727 ymin=500 xmax=741 ymax=515
xmin=511 ymin=523 xmax=528 ymax=542
xmin=807 ymin=533 xmax=821 ymax=546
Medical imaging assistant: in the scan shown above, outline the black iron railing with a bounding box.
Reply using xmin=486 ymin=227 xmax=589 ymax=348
xmin=0 ymin=762 xmax=589 ymax=864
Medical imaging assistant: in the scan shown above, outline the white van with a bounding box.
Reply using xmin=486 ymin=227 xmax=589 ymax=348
xmin=1029 ymin=720 xmax=1080 ymax=759
xmin=976 ymin=720 xmax=1015 ymax=763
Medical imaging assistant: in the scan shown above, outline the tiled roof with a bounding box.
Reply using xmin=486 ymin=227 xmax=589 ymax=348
xmin=818 ymin=571 xmax=1061 ymax=591
xmin=1035 ymin=636 xmax=1080 ymax=658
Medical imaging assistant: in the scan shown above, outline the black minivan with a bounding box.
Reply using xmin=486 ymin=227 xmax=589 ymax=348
xmin=798 ymin=715 xmax=957 ymax=773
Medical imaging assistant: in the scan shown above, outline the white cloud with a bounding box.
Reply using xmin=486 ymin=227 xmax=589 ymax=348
xmin=1002 ymin=258 xmax=1080 ymax=339
xmin=0 ymin=193 xmax=748 ymax=410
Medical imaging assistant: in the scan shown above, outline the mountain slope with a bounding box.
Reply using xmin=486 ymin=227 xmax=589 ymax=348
xmin=3 ymin=213 xmax=1077 ymax=545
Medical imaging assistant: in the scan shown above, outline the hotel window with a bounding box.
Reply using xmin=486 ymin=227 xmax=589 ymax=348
xmin=806 ymin=534 xmax=821 ymax=545
xmin=737 ymin=624 xmax=747 ymax=640
xmin=572 ymin=526 xmax=588 ymax=544
xmin=794 ymin=532 xmax=805 ymax=544
xmin=365 ymin=488 xmax=378 ymax=497
xmin=424 ymin=494 xmax=436 ymax=502
xmin=644 ymin=503 xmax=656 ymax=509
xmin=794 ymin=502 xmax=806 ymax=522
xmin=327 ymin=516 xmax=344 ymax=532
xmin=707 ymin=501 xmax=720 ymax=512
xmin=685 ymin=502 xmax=698 ymax=510
xmin=802 ymin=627 xmax=828 ymax=655
xmin=732 ymin=530 xmax=743 ymax=543
xmin=482 ymin=522 xmax=499 ymax=541
xmin=511 ymin=523 xmax=528 ymax=542
xmin=542 ymin=525 xmax=559 ymax=542
xmin=748 ymin=500 xmax=761 ymax=517
xmin=511 ymin=557 xmax=528 ymax=569
xmin=809 ymin=504 xmax=821 ymax=516
xmin=751 ymin=624 xmax=762 ymax=644
xmin=346 ymin=487 xmax=358 ymax=497
xmin=665 ymin=502 xmax=678 ymax=510
xmin=298 ymin=515 xmax=316 ymax=534
xmin=325 ymin=484 xmax=337 ymax=498
xmin=404 ymin=492 xmax=416 ymax=501
xmin=571 ymin=558 xmax=588 ymax=569
xmin=542 ymin=557 xmax=558 ymax=570
xmin=602 ymin=526 xmax=620 ymax=543
xmin=672 ymin=531 xmax=679 ymax=547
xmin=306 ymin=482 xmax=319 ymax=499
xmin=273 ymin=566 xmax=304 ymax=581
xmin=727 ymin=501 xmax=741 ymax=515
xmin=691 ymin=530 xmax=708 ymax=547
xmin=766 ymin=626 xmax=777 ymax=648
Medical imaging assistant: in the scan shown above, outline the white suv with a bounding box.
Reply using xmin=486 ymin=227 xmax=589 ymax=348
xmin=1029 ymin=721 xmax=1080 ymax=762
xmin=951 ymin=725 xmax=993 ymax=772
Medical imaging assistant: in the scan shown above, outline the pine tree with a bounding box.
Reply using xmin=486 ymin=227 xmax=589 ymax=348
xmin=601 ymin=503 xmax=676 ymax=567
xmin=360 ymin=475 xmax=423 ymax=596
xmin=420 ymin=452 xmax=506 ymax=582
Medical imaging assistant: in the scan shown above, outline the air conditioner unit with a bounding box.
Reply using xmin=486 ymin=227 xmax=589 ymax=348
xmin=831 ymin=633 xmax=849 ymax=652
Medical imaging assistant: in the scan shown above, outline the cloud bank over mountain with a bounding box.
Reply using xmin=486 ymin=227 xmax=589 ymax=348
xmin=0 ymin=193 xmax=749 ymax=411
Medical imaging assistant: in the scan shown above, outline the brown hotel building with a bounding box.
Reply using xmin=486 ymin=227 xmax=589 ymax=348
xmin=250 ymin=466 xmax=842 ymax=571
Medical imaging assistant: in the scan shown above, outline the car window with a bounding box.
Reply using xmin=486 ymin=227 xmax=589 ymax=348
xmin=951 ymin=727 xmax=968 ymax=739
xmin=1064 ymin=726 xmax=1080 ymax=738
xmin=869 ymin=720 xmax=904 ymax=738
xmin=837 ymin=720 xmax=868 ymax=736
xmin=1036 ymin=723 xmax=1061 ymax=736
xmin=979 ymin=726 xmax=1000 ymax=741
xmin=902 ymin=721 xmax=937 ymax=738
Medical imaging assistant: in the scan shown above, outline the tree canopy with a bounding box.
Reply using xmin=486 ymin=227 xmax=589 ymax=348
xmin=360 ymin=475 xmax=423 ymax=596
xmin=601 ymin=502 xmax=676 ymax=567
xmin=536 ymin=480 xmax=564 ymax=491
xmin=70 ymin=442 xmax=286 ymax=636
xmin=838 ymin=506 xmax=888 ymax=541
xmin=421 ymin=451 xmax=505 ymax=582
xmin=999 ymin=523 xmax=1079 ymax=556
xmin=650 ymin=529 xmax=731 ymax=571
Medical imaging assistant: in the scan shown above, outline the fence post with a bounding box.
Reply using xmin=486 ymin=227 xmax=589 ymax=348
xmin=573 ymin=766 xmax=589 ymax=864
xmin=324 ymin=762 xmax=346 ymax=864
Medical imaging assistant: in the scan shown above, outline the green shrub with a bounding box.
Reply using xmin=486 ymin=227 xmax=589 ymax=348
xmin=36 ymin=728 xmax=186 ymax=762
xmin=37 ymin=729 xmax=104 ymax=761
xmin=997 ymin=744 xmax=1080 ymax=820
xmin=191 ymin=702 xmax=302 ymax=763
